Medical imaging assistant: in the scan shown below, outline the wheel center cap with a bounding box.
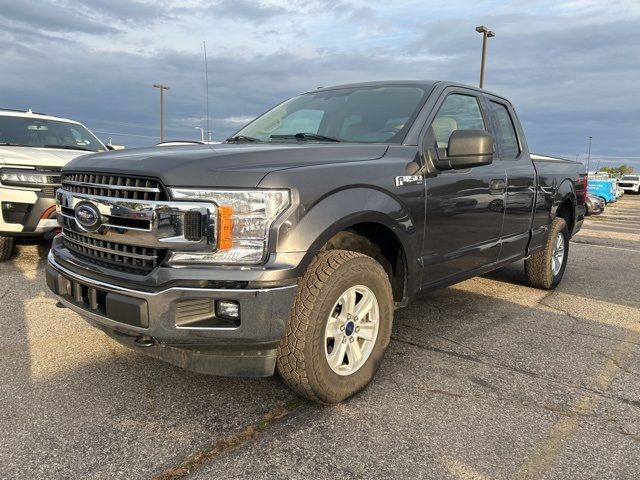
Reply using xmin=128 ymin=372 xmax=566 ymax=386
xmin=344 ymin=321 xmax=355 ymax=336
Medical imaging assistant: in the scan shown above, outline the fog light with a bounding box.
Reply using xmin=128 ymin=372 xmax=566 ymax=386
xmin=216 ymin=300 xmax=240 ymax=319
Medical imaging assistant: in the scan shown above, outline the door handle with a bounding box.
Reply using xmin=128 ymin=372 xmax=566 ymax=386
xmin=490 ymin=179 xmax=507 ymax=191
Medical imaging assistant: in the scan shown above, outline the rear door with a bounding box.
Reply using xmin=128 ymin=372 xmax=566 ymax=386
xmin=486 ymin=99 xmax=536 ymax=262
xmin=420 ymin=89 xmax=506 ymax=286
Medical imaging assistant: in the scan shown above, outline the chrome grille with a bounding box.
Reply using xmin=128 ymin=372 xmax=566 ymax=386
xmin=62 ymin=229 xmax=166 ymax=273
xmin=61 ymin=173 xmax=167 ymax=201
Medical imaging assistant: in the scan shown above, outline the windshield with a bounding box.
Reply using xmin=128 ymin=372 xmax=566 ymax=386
xmin=621 ymin=175 xmax=639 ymax=181
xmin=230 ymin=86 xmax=429 ymax=144
xmin=0 ymin=116 xmax=105 ymax=152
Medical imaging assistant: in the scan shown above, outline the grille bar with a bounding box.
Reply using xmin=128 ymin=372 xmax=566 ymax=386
xmin=63 ymin=235 xmax=158 ymax=261
xmin=62 ymin=229 xmax=166 ymax=273
xmin=62 ymin=180 xmax=160 ymax=193
xmin=62 ymin=173 xmax=167 ymax=201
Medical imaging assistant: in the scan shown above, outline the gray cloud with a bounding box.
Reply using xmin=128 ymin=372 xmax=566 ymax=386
xmin=206 ymin=0 xmax=289 ymax=22
xmin=0 ymin=0 xmax=119 ymax=34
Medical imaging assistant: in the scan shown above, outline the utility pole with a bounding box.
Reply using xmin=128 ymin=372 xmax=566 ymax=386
xmin=475 ymin=26 xmax=495 ymax=89
xmin=153 ymin=84 xmax=170 ymax=142
xmin=587 ymin=136 xmax=592 ymax=173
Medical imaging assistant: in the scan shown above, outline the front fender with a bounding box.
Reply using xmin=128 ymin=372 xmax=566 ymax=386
xmin=276 ymin=187 xmax=420 ymax=272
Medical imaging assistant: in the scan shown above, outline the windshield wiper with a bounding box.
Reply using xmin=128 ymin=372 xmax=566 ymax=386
xmin=0 ymin=142 xmax=30 ymax=147
xmin=270 ymin=133 xmax=342 ymax=142
xmin=225 ymin=135 xmax=262 ymax=143
xmin=42 ymin=145 xmax=95 ymax=152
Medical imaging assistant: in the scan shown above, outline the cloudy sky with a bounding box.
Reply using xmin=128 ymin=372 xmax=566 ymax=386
xmin=1 ymin=0 xmax=639 ymax=170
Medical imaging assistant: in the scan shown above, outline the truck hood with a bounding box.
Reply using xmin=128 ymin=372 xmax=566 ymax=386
xmin=63 ymin=143 xmax=389 ymax=188
xmin=0 ymin=146 xmax=91 ymax=168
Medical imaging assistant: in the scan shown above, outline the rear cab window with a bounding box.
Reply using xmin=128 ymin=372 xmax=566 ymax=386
xmin=488 ymin=101 xmax=520 ymax=159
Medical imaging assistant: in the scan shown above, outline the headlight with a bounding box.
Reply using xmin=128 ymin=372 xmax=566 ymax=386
xmin=169 ymin=188 xmax=290 ymax=264
xmin=0 ymin=168 xmax=60 ymax=189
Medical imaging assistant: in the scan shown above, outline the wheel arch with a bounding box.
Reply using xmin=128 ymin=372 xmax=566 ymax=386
xmin=276 ymin=187 xmax=419 ymax=304
xmin=551 ymin=179 xmax=577 ymax=234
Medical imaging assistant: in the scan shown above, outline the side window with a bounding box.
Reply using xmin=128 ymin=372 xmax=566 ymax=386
xmin=431 ymin=94 xmax=485 ymax=148
xmin=489 ymin=102 xmax=520 ymax=159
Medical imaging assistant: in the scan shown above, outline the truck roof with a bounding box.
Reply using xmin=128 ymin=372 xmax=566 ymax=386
xmin=309 ymin=80 xmax=511 ymax=103
xmin=0 ymin=108 xmax=82 ymax=125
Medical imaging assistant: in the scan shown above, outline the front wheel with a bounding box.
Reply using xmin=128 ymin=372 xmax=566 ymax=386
xmin=525 ymin=217 xmax=569 ymax=290
xmin=0 ymin=236 xmax=15 ymax=261
xmin=277 ymin=250 xmax=393 ymax=404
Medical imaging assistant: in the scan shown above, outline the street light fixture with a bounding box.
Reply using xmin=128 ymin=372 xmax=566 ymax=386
xmin=153 ymin=84 xmax=170 ymax=142
xmin=475 ymin=26 xmax=495 ymax=89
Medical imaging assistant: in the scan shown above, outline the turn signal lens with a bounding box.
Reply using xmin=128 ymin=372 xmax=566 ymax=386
xmin=218 ymin=206 xmax=233 ymax=250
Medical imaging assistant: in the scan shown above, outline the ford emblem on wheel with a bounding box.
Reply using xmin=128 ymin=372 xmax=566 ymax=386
xmin=74 ymin=203 xmax=101 ymax=230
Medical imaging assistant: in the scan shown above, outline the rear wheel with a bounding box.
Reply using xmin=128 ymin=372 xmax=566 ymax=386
xmin=525 ymin=217 xmax=569 ymax=290
xmin=0 ymin=236 xmax=15 ymax=261
xmin=277 ymin=250 xmax=393 ymax=404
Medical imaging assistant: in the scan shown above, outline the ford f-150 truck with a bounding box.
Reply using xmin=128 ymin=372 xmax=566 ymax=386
xmin=46 ymin=81 xmax=586 ymax=403
xmin=0 ymin=108 xmax=107 ymax=260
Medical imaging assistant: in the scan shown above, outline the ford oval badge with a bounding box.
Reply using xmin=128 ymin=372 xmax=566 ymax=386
xmin=75 ymin=203 xmax=101 ymax=231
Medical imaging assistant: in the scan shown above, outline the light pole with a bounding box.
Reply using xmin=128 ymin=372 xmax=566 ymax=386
xmin=153 ymin=84 xmax=170 ymax=142
xmin=195 ymin=127 xmax=205 ymax=142
xmin=587 ymin=136 xmax=592 ymax=173
xmin=475 ymin=26 xmax=495 ymax=89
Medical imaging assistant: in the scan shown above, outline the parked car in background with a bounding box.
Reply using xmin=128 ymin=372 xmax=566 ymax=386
xmin=47 ymin=80 xmax=586 ymax=403
xmin=618 ymin=174 xmax=640 ymax=194
xmin=0 ymin=108 xmax=107 ymax=260
xmin=585 ymin=193 xmax=605 ymax=216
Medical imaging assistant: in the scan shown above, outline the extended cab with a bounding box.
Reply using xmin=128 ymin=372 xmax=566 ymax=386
xmin=46 ymin=81 xmax=585 ymax=403
xmin=0 ymin=109 xmax=107 ymax=260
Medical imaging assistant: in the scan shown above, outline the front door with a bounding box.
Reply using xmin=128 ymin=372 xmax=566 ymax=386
xmin=420 ymin=91 xmax=506 ymax=286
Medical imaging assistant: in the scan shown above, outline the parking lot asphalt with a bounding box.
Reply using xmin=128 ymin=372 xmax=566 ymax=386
xmin=1 ymin=195 xmax=639 ymax=480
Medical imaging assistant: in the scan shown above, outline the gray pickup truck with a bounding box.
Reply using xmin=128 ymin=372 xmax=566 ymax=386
xmin=46 ymin=81 xmax=586 ymax=403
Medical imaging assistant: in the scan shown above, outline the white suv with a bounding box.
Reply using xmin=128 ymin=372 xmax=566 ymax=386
xmin=0 ymin=109 xmax=107 ymax=260
xmin=618 ymin=175 xmax=640 ymax=194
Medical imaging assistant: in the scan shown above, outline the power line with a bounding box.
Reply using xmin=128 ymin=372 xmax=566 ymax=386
xmin=92 ymin=130 xmax=159 ymax=139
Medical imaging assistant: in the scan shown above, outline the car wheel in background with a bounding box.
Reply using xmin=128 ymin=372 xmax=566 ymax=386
xmin=0 ymin=236 xmax=16 ymax=261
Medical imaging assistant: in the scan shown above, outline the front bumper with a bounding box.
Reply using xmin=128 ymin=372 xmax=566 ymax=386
xmin=0 ymin=187 xmax=58 ymax=236
xmin=46 ymin=252 xmax=298 ymax=377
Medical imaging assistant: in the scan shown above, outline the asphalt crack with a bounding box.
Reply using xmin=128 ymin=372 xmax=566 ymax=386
xmin=390 ymin=336 xmax=640 ymax=411
xmin=154 ymin=398 xmax=308 ymax=480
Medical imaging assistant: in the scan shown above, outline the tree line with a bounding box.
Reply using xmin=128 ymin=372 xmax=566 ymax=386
xmin=599 ymin=165 xmax=635 ymax=178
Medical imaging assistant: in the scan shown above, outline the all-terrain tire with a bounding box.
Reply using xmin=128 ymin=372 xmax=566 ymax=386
xmin=525 ymin=217 xmax=569 ymax=290
xmin=0 ymin=236 xmax=15 ymax=262
xmin=276 ymin=250 xmax=393 ymax=404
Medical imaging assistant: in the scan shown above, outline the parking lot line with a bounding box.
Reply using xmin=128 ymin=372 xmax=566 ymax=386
xmin=513 ymin=328 xmax=639 ymax=480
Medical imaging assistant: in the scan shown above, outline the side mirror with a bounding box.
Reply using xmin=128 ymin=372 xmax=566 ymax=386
xmin=435 ymin=130 xmax=494 ymax=170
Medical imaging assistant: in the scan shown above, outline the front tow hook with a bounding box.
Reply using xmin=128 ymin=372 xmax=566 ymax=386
xmin=134 ymin=335 xmax=156 ymax=348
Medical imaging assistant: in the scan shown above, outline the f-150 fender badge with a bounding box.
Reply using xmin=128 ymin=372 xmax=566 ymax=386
xmin=395 ymin=175 xmax=423 ymax=187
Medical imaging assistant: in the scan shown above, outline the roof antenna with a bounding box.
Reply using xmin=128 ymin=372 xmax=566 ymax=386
xmin=203 ymin=41 xmax=211 ymax=143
